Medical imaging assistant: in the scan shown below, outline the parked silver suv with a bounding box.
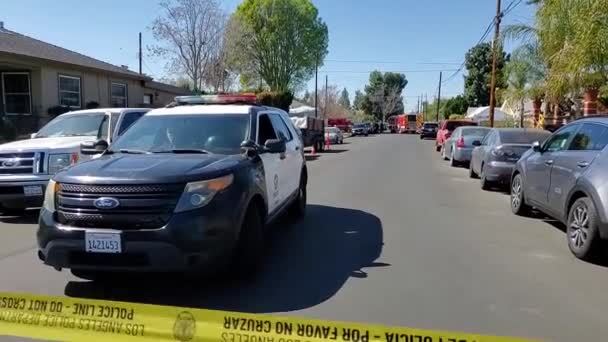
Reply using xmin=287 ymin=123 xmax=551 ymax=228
xmin=511 ymin=118 xmax=608 ymax=260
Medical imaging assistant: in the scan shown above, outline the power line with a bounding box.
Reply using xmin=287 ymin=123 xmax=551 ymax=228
xmin=442 ymin=16 xmax=496 ymax=84
xmin=325 ymin=59 xmax=402 ymax=64
xmin=320 ymin=69 xmax=459 ymax=74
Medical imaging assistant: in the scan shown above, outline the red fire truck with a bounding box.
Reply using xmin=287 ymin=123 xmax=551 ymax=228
xmin=397 ymin=114 xmax=418 ymax=133
xmin=327 ymin=118 xmax=352 ymax=133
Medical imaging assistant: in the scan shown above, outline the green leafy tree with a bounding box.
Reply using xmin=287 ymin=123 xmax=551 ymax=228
xmin=227 ymin=0 xmax=329 ymax=92
xmin=364 ymin=71 xmax=408 ymax=121
xmin=443 ymin=95 xmax=469 ymax=116
xmin=464 ymin=42 xmax=508 ymax=107
xmin=338 ymin=88 xmax=351 ymax=110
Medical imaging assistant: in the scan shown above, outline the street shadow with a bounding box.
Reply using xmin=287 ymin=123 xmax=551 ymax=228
xmin=305 ymin=155 xmax=320 ymax=161
xmin=64 ymin=205 xmax=386 ymax=313
xmin=0 ymin=209 xmax=39 ymax=224
xmin=320 ymin=149 xmax=348 ymax=154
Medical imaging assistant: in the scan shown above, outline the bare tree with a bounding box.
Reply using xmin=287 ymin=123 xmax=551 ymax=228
xmin=317 ymin=84 xmax=350 ymax=119
xmin=371 ymin=85 xmax=402 ymax=123
xmin=149 ymin=0 xmax=226 ymax=92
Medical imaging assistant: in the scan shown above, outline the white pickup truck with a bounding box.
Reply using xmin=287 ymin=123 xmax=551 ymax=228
xmin=0 ymin=108 xmax=149 ymax=214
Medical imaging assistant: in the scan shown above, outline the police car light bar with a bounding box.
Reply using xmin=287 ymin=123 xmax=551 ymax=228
xmin=174 ymin=94 xmax=258 ymax=105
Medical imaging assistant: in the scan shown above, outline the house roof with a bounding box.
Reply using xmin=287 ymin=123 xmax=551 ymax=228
xmin=144 ymin=81 xmax=191 ymax=95
xmin=0 ymin=27 xmax=149 ymax=80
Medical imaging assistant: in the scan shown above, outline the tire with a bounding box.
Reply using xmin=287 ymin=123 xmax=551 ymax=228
xmin=510 ymin=173 xmax=531 ymax=216
xmin=289 ymin=174 xmax=307 ymax=218
xmin=480 ymin=165 xmax=492 ymax=190
xmin=231 ymin=204 xmax=264 ymax=277
xmin=449 ymin=152 xmax=458 ymax=167
xmin=567 ymin=197 xmax=602 ymax=261
xmin=419 ymin=135 xmax=423 ymax=140
xmin=468 ymin=163 xmax=478 ymax=179
xmin=70 ymin=269 xmax=120 ymax=282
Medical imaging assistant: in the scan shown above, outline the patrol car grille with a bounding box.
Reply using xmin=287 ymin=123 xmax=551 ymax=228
xmin=0 ymin=152 xmax=43 ymax=175
xmin=56 ymin=183 xmax=184 ymax=230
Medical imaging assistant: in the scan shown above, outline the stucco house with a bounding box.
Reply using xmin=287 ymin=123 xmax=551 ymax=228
xmin=0 ymin=21 xmax=190 ymax=135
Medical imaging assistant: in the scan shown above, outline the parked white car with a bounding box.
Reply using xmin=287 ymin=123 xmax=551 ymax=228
xmin=0 ymin=108 xmax=149 ymax=214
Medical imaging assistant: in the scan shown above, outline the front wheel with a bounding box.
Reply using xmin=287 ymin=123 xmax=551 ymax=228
xmin=510 ymin=174 xmax=530 ymax=215
xmin=567 ymin=197 xmax=602 ymax=261
xmin=231 ymin=204 xmax=264 ymax=277
xmin=480 ymin=165 xmax=493 ymax=190
xmin=289 ymin=176 xmax=307 ymax=218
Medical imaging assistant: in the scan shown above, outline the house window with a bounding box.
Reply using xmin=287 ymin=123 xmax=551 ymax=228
xmin=58 ymin=75 xmax=81 ymax=108
xmin=143 ymin=94 xmax=153 ymax=105
xmin=1 ymin=72 xmax=31 ymax=115
xmin=111 ymin=82 xmax=127 ymax=107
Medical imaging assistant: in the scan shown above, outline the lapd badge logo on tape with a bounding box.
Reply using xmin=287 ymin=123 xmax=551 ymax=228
xmin=173 ymin=311 xmax=196 ymax=341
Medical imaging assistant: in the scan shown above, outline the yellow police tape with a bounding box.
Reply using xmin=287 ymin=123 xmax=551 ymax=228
xmin=0 ymin=292 xmax=535 ymax=342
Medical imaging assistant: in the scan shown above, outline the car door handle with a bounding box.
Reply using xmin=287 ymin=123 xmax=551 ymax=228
xmin=577 ymin=161 xmax=590 ymax=168
xmin=544 ymin=160 xmax=554 ymax=166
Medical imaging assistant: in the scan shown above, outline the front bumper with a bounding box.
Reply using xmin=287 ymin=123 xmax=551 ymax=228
xmin=420 ymin=131 xmax=437 ymax=138
xmin=37 ymin=197 xmax=242 ymax=274
xmin=484 ymin=161 xmax=516 ymax=183
xmin=0 ymin=176 xmax=50 ymax=209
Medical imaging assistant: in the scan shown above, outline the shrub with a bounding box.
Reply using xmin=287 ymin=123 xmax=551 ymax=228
xmin=0 ymin=117 xmax=17 ymax=142
xmin=256 ymin=91 xmax=294 ymax=112
xmin=448 ymin=114 xmax=465 ymax=120
xmin=85 ymin=101 xmax=99 ymax=109
xmin=47 ymin=105 xmax=71 ymax=117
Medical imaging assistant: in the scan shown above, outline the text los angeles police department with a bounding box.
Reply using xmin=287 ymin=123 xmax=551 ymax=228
xmin=0 ymin=295 xmax=144 ymax=336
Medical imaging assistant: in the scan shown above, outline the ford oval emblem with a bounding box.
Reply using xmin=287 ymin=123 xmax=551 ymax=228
xmin=93 ymin=197 xmax=120 ymax=210
xmin=2 ymin=159 xmax=18 ymax=167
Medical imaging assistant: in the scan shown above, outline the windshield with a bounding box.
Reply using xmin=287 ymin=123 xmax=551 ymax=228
xmin=325 ymin=127 xmax=340 ymax=133
xmin=111 ymin=114 xmax=250 ymax=155
xmin=36 ymin=113 xmax=108 ymax=138
xmin=354 ymin=124 xmax=365 ymax=128
xmin=423 ymin=123 xmax=438 ymax=128
xmin=461 ymin=127 xmax=491 ymax=136
xmin=500 ymin=130 xmax=552 ymax=144
xmin=446 ymin=121 xmax=477 ymax=131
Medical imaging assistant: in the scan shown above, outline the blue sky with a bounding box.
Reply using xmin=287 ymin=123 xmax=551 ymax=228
xmin=2 ymin=0 xmax=533 ymax=111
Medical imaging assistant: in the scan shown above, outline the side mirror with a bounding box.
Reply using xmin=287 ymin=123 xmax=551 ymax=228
xmin=240 ymin=140 xmax=259 ymax=157
xmin=30 ymin=133 xmax=37 ymax=139
xmin=264 ymin=139 xmax=286 ymax=154
xmin=532 ymin=141 xmax=541 ymax=152
xmin=472 ymin=140 xmax=482 ymax=147
xmin=81 ymin=139 xmax=109 ymax=155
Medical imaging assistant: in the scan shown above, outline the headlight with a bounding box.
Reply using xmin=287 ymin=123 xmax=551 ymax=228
xmin=48 ymin=153 xmax=79 ymax=174
xmin=43 ymin=180 xmax=58 ymax=212
xmin=174 ymin=174 xmax=234 ymax=213
xmin=491 ymin=149 xmax=505 ymax=157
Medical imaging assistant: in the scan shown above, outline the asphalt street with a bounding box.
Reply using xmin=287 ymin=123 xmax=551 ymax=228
xmin=2 ymin=134 xmax=608 ymax=341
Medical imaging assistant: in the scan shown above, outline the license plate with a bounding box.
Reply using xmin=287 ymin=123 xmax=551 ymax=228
xmin=85 ymin=232 xmax=122 ymax=253
xmin=23 ymin=185 xmax=43 ymax=197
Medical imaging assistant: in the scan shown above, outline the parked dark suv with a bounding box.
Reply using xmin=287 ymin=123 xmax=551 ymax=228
xmin=511 ymin=118 xmax=608 ymax=260
xmin=37 ymin=95 xmax=307 ymax=279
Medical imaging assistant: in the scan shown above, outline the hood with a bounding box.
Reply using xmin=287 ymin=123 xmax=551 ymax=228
xmin=0 ymin=136 xmax=96 ymax=151
xmin=54 ymin=153 xmax=245 ymax=184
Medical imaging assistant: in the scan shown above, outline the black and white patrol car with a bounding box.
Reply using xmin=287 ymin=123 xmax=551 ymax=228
xmin=37 ymin=94 xmax=307 ymax=279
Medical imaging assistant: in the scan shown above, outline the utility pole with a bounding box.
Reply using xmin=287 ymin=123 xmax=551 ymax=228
xmin=324 ymin=75 xmax=329 ymax=118
xmin=138 ymin=32 xmax=142 ymax=75
xmin=489 ymin=0 xmax=502 ymax=128
xmin=314 ymin=58 xmax=318 ymax=118
xmin=425 ymin=93 xmax=428 ymax=121
xmin=436 ymin=72 xmax=442 ymax=122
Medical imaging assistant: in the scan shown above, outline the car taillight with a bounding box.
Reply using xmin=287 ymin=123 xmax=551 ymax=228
xmin=456 ymin=137 xmax=465 ymax=148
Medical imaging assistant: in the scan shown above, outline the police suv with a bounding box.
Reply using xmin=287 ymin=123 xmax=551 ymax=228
xmin=37 ymin=95 xmax=307 ymax=279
